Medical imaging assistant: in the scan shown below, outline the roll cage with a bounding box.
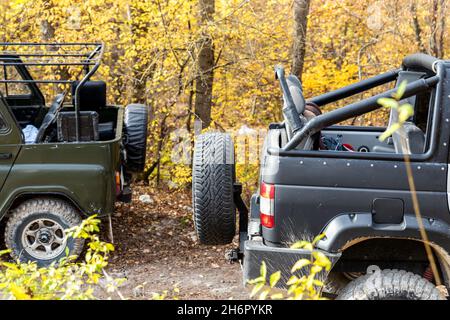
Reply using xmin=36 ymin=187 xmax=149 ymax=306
xmin=273 ymin=53 xmax=444 ymax=161
xmin=0 ymin=43 xmax=104 ymax=141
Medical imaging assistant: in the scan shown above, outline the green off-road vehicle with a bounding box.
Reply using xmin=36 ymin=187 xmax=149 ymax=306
xmin=0 ymin=43 xmax=148 ymax=265
xmin=193 ymin=54 xmax=450 ymax=300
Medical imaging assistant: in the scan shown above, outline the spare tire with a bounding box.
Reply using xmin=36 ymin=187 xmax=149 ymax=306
xmin=192 ymin=133 xmax=236 ymax=245
xmin=123 ymin=104 xmax=149 ymax=173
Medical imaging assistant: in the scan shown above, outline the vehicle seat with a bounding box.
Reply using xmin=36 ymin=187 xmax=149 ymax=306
xmin=390 ymin=119 xmax=425 ymax=154
xmin=404 ymin=122 xmax=425 ymax=154
xmin=98 ymin=122 xmax=115 ymax=140
xmin=71 ymin=81 xmax=107 ymax=112
xmin=388 ymin=71 xmax=427 ymax=155
xmin=35 ymin=94 xmax=64 ymax=143
xmin=71 ymin=81 xmax=114 ymax=140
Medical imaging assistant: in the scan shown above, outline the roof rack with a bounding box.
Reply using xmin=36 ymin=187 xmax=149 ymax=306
xmin=0 ymin=42 xmax=105 ymax=141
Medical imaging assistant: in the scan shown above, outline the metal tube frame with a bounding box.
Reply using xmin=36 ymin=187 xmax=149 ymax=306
xmin=282 ymin=75 xmax=439 ymax=152
xmin=308 ymin=69 xmax=401 ymax=107
xmin=269 ymin=60 xmax=444 ymax=157
xmin=0 ymin=42 xmax=105 ymax=141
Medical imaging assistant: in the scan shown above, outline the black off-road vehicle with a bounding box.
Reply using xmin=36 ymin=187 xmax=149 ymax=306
xmin=193 ymin=53 xmax=450 ymax=300
xmin=0 ymin=43 xmax=148 ymax=265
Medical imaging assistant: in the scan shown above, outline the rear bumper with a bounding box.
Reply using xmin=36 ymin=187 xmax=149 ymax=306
xmin=242 ymin=238 xmax=341 ymax=286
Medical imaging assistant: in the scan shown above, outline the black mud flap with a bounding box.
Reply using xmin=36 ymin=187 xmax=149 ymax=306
xmin=118 ymin=186 xmax=132 ymax=203
xmin=226 ymin=183 xmax=249 ymax=263
xmin=242 ymin=238 xmax=341 ymax=287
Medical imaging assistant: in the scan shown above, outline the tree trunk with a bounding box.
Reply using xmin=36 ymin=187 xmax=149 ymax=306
xmin=194 ymin=0 xmax=215 ymax=129
xmin=410 ymin=1 xmax=426 ymax=53
xmin=430 ymin=0 xmax=439 ymax=57
xmin=437 ymin=0 xmax=446 ymax=58
xmin=127 ymin=3 xmax=152 ymax=105
xmin=291 ymin=0 xmax=311 ymax=81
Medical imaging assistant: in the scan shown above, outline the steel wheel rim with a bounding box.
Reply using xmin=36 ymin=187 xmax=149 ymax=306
xmin=21 ymin=218 xmax=67 ymax=260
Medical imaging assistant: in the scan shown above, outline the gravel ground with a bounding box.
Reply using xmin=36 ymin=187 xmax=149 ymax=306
xmin=100 ymin=184 xmax=249 ymax=300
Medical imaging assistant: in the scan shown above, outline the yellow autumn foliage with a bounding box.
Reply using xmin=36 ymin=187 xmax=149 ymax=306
xmin=0 ymin=0 xmax=448 ymax=190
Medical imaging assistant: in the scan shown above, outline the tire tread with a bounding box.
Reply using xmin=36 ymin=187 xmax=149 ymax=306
xmin=192 ymin=133 xmax=236 ymax=245
xmin=5 ymin=197 xmax=84 ymax=262
xmin=337 ymin=269 xmax=444 ymax=300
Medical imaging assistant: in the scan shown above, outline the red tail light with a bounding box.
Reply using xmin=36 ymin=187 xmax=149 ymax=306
xmin=115 ymin=171 xmax=121 ymax=196
xmin=260 ymin=182 xmax=275 ymax=228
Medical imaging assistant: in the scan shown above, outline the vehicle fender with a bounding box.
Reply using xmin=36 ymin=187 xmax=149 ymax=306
xmin=316 ymin=213 xmax=450 ymax=254
xmin=0 ymin=187 xmax=96 ymax=221
xmin=0 ymin=182 xmax=105 ymax=220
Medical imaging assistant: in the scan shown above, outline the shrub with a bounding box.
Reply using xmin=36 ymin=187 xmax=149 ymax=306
xmin=0 ymin=215 xmax=123 ymax=300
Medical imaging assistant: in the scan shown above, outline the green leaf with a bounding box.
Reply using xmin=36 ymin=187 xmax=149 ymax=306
xmin=247 ymin=276 xmax=265 ymax=285
xmin=291 ymin=241 xmax=313 ymax=251
xmin=270 ymin=293 xmax=284 ymax=300
xmin=250 ymin=282 xmax=264 ymax=298
xmin=312 ymin=251 xmax=331 ymax=270
xmin=398 ymin=104 xmax=414 ymax=122
xmin=291 ymin=241 xmax=313 ymax=250
xmin=379 ymin=123 xmax=401 ymax=142
xmin=3 ymin=262 xmax=20 ymax=270
xmin=0 ymin=249 xmax=11 ymax=256
xmin=312 ymin=234 xmax=326 ymax=245
xmin=305 ymin=274 xmax=315 ymax=289
xmin=260 ymin=261 xmax=267 ymax=280
xmin=313 ymin=279 xmax=324 ymax=287
xmin=393 ymin=80 xmax=408 ymax=100
xmin=291 ymin=259 xmax=311 ymax=273
xmin=286 ymin=275 xmax=299 ymax=286
xmin=378 ymin=97 xmax=399 ymax=109
xmin=259 ymin=289 xmax=269 ymax=300
xmin=310 ymin=265 xmax=322 ymax=274
xmin=10 ymin=283 xmax=31 ymax=300
xmin=269 ymin=271 xmax=281 ymax=288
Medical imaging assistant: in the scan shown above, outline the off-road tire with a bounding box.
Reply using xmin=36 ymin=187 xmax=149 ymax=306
xmin=336 ymin=269 xmax=444 ymax=300
xmin=5 ymin=198 xmax=84 ymax=266
xmin=123 ymin=104 xmax=149 ymax=173
xmin=324 ymin=272 xmax=350 ymax=296
xmin=192 ymin=133 xmax=236 ymax=245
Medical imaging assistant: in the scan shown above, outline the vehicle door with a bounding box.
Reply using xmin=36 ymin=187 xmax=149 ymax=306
xmin=0 ymin=96 xmax=22 ymax=191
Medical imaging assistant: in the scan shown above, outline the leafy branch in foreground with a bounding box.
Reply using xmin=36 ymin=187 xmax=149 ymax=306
xmin=378 ymin=79 xmax=443 ymax=285
xmin=248 ymin=234 xmax=331 ymax=300
xmin=0 ymin=215 xmax=124 ymax=300
xmin=378 ymin=80 xmax=414 ymax=142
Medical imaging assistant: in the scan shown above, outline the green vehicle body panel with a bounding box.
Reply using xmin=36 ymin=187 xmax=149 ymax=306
xmin=0 ymin=97 xmax=124 ymax=219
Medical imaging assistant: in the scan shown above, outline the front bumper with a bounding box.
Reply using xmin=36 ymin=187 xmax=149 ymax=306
xmin=242 ymin=238 xmax=341 ymax=286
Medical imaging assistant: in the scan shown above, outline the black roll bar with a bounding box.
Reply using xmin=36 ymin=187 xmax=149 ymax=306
xmin=308 ymin=53 xmax=441 ymax=108
xmin=74 ymin=44 xmax=104 ymax=140
xmin=282 ymin=75 xmax=440 ymax=151
xmin=308 ymin=69 xmax=400 ymax=107
xmin=402 ymin=53 xmax=440 ymax=72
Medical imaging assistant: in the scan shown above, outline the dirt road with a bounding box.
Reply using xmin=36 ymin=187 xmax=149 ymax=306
xmin=103 ymin=185 xmax=249 ymax=300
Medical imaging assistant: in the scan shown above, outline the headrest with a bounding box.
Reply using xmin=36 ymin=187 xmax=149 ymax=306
xmin=72 ymin=81 xmax=106 ymax=111
xmin=286 ymin=75 xmax=306 ymax=115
